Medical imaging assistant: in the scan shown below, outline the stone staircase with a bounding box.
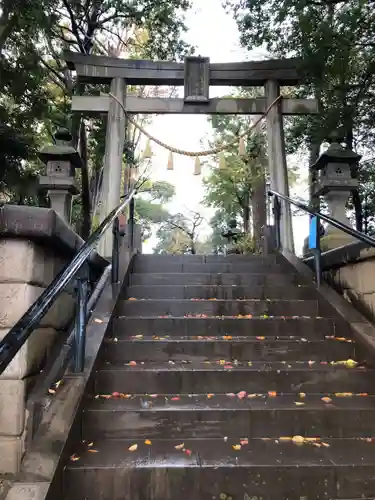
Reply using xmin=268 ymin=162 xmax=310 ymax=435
xmin=62 ymin=254 xmax=375 ymax=499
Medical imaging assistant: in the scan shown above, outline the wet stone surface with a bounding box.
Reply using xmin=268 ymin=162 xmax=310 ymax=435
xmin=62 ymin=254 xmax=375 ymax=500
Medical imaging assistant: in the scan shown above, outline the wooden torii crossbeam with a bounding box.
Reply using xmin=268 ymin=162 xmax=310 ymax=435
xmin=64 ymin=51 xmax=318 ymax=256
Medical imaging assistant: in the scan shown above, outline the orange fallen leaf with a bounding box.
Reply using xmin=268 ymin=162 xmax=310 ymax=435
xmin=268 ymin=391 xmax=277 ymax=397
xmin=335 ymin=392 xmax=353 ymax=397
xmin=304 ymin=437 xmax=320 ymax=442
xmin=321 ymin=397 xmax=332 ymax=403
xmin=88 ymin=449 xmax=99 ymax=453
xmin=128 ymin=297 xmax=137 ymax=301
xmin=358 ymin=393 xmax=368 ymax=396
xmin=121 ymin=394 xmax=132 ymax=399
xmin=279 ymin=437 xmax=292 ymax=442
xmin=256 ymin=336 xmax=265 ymax=340
xmin=223 ymin=336 xmax=233 ymax=340
xmin=175 ymin=443 xmax=185 ymax=450
xmin=207 ymin=393 xmax=214 ymax=399
xmin=70 ymin=454 xmax=80 ymax=461
xmin=128 ymin=444 xmax=138 ymax=451
xmin=232 ymin=444 xmax=242 ymax=450
xmin=145 ymin=439 xmax=152 ymax=445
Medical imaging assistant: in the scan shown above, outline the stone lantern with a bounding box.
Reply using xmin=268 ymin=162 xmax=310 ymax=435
xmin=311 ymin=130 xmax=361 ymax=249
xmin=39 ymin=129 xmax=82 ymax=223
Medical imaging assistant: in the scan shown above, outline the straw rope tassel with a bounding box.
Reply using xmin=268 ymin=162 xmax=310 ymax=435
xmin=239 ymin=136 xmax=246 ymax=157
xmin=219 ymin=152 xmax=227 ymax=169
xmin=142 ymin=139 xmax=152 ymax=159
xmin=167 ymin=151 xmax=174 ymax=171
xmin=194 ymin=157 xmax=201 ymax=175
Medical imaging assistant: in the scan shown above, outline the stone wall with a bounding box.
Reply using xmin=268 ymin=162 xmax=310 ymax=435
xmin=0 ymin=205 xmax=107 ymax=474
xmin=306 ymin=241 xmax=375 ymax=322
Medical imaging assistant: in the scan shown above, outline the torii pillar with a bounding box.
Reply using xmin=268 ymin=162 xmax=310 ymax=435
xmin=98 ymin=78 xmax=126 ymax=258
xmin=265 ymin=80 xmax=294 ymax=252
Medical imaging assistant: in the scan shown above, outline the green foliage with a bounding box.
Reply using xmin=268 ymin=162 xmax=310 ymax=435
xmin=153 ymin=211 xmax=205 ymax=254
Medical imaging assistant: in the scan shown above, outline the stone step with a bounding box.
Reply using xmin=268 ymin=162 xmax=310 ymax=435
xmin=63 ymin=438 xmax=375 ymax=500
xmin=125 ymin=285 xmax=316 ymax=300
xmin=133 ymin=254 xmax=280 ymax=264
xmin=82 ymin=394 xmax=375 ymax=439
xmin=130 ymin=272 xmax=305 ymax=286
xmin=94 ymin=362 xmax=372 ymax=394
xmin=132 ymin=261 xmax=287 ymax=274
xmin=117 ymin=299 xmax=319 ymax=318
xmin=102 ymin=336 xmax=356 ymax=362
xmin=111 ymin=317 xmax=343 ymax=339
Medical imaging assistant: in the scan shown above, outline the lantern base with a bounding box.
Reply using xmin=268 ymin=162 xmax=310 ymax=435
xmin=320 ymin=232 xmax=356 ymax=251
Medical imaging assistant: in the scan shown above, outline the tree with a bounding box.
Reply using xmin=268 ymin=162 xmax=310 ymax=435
xmin=225 ymin=0 xmax=375 ymax=223
xmin=203 ymin=111 xmax=268 ymax=235
xmin=154 ymin=211 xmax=205 ymax=254
xmin=1 ymin=0 xmax=193 ymax=235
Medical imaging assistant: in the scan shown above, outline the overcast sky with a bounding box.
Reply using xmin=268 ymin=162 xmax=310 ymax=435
xmin=141 ymin=0 xmax=309 ymax=254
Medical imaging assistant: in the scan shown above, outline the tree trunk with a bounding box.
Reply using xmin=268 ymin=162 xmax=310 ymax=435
xmin=251 ymin=164 xmax=267 ymax=253
xmin=79 ymin=120 xmax=91 ymax=239
xmin=345 ymin=124 xmax=362 ymax=232
xmin=242 ymin=205 xmax=250 ymax=233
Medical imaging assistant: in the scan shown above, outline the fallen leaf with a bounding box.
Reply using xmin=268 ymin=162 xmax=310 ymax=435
xmin=223 ymin=336 xmax=233 ymax=340
xmin=219 ymin=360 xmax=226 ymax=365
xmin=171 ymin=397 xmax=180 ymax=401
xmin=88 ymin=442 xmax=94 ymax=447
xmin=145 ymin=439 xmax=152 ymax=445
xmin=256 ymin=336 xmax=265 ymax=340
xmin=358 ymin=393 xmax=368 ymax=397
xmin=321 ymin=397 xmax=332 ymax=403
xmin=224 ymin=365 xmax=233 ymax=369
xmin=268 ymin=391 xmax=277 ymax=397
xmin=184 ymin=449 xmax=192 ymax=456
xmin=299 ymin=392 xmax=306 ymax=398
xmin=207 ymin=393 xmax=214 ymax=399
xmin=292 ymin=435 xmax=305 ymax=445
xmin=247 ymin=393 xmax=257 ymax=398
xmin=70 ymin=454 xmax=80 ymax=461
xmin=128 ymin=297 xmax=137 ymax=301
xmin=279 ymin=437 xmax=292 ymax=442
xmin=88 ymin=449 xmax=99 ymax=453
xmin=304 ymin=437 xmax=320 ymax=442
xmin=344 ymin=358 xmax=358 ymax=368
xmin=247 ymin=361 xmax=253 ymax=366
xmin=133 ymin=335 xmax=143 ymax=339
xmin=335 ymin=392 xmax=353 ymax=397
xmin=48 ymin=389 xmax=56 ymax=395
xmin=237 ymin=391 xmax=247 ymax=399
xmin=232 ymin=444 xmax=242 ymax=450
xmin=321 ymin=442 xmax=330 ymax=447
xmin=294 ymin=402 xmax=305 ymax=406
xmin=94 ymin=318 xmax=103 ymax=323
xmin=223 ymin=436 xmax=228 ymax=442
xmin=121 ymin=394 xmax=132 ymax=399
xmin=129 ymin=361 xmax=137 ymax=366
xmin=112 ymin=392 xmax=121 ymax=398
xmin=308 ymin=360 xmax=315 ymax=366
xmin=128 ymin=444 xmax=138 ymax=451
xmin=175 ymin=443 xmax=185 ymax=450
xmin=226 ymin=393 xmax=236 ymax=397
xmin=240 ymin=438 xmax=249 ymax=445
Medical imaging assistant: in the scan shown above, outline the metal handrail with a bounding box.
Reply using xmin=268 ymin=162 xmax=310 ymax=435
xmin=268 ymin=189 xmax=375 ymax=248
xmin=0 ymin=188 xmax=137 ymax=375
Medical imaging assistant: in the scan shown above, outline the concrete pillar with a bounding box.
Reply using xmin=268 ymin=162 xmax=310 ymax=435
xmin=265 ymin=80 xmax=294 ymax=251
xmin=98 ymin=78 xmax=126 ymax=258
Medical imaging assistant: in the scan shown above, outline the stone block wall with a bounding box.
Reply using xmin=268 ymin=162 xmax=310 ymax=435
xmin=316 ymin=242 xmax=375 ymax=322
xmin=0 ymin=205 xmax=107 ymax=474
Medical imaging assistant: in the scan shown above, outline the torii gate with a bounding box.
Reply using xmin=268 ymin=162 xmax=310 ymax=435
xmin=64 ymin=52 xmax=318 ymax=257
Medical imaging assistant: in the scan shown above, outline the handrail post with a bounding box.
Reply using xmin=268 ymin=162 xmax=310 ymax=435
xmin=73 ymin=265 xmax=89 ymax=373
xmin=273 ymin=195 xmax=281 ymax=250
xmin=111 ymin=217 xmax=120 ymax=283
xmin=309 ymin=216 xmax=322 ymax=288
xmin=129 ymin=197 xmax=135 ymax=253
